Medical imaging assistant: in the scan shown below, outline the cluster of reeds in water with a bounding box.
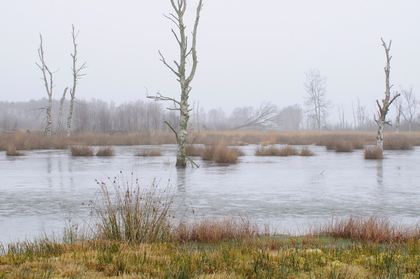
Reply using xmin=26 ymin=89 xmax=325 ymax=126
xmin=70 ymin=146 xmax=115 ymax=156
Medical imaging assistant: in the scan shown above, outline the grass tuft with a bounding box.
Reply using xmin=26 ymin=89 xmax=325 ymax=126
xmin=201 ymin=144 xmax=243 ymax=164
xmin=312 ymin=216 xmax=419 ymax=243
xmin=255 ymin=145 xmax=298 ymax=156
xmin=364 ymin=147 xmax=383 ymax=159
xmin=333 ymin=141 xmax=354 ymax=152
xmin=95 ymin=146 xmax=115 ymax=156
xmin=175 ymin=217 xmax=259 ymax=243
xmin=135 ymin=149 xmax=162 ymax=156
xmin=6 ymin=145 xmax=25 ymax=156
xmin=299 ymin=146 xmax=315 ymax=156
xmin=70 ymin=146 xmax=94 ymax=156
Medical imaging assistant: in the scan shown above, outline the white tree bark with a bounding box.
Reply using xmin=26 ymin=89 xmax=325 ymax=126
xmin=67 ymin=25 xmax=87 ymax=137
xmin=148 ymin=0 xmax=203 ymax=168
xmin=56 ymin=87 xmax=69 ymax=134
xmin=376 ymin=38 xmax=400 ymax=150
xmin=36 ymin=34 xmax=54 ymax=136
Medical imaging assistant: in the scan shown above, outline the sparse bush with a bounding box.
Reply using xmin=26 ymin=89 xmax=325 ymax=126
xmin=312 ymin=216 xmax=418 ymax=243
xmin=175 ymin=217 xmax=259 ymax=243
xmin=5 ymin=145 xmax=25 ymax=156
xmin=300 ymin=146 xmax=315 ymax=156
xmin=95 ymin=146 xmax=115 ymax=156
xmin=70 ymin=146 xmax=94 ymax=156
xmin=135 ymin=149 xmax=162 ymax=156
xmin=201 ymin=144 xmax=242 ymax=164
xmin=255 ymin=145 xmax=298 ymax=156
xmin=364 ymin=147 xmax=383 ymax=159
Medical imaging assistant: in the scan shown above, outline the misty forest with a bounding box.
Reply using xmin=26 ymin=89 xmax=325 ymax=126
xmin=1 ymin=0 xmax=420 ymax=278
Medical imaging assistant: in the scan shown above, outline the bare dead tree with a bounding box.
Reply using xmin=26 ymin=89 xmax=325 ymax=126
xmin=148 ymin=0 xmax=203 ymax=168
xmin=67 ymin=25 xmax=87 ymax=137
xmin=375 ymin=38 xmax=400 ymax=150
xmin=36 ymin=34 xmax=55 ymax=136
xmin=400 ymin=86 xmax=417 ymax=132
xmin=304 ymin=69 xmax=332 ymax=130
xmin=56 ymin=87 xmax=69 ymax=134
xmin=231 ymin=102 xmax=278 ymax=130
xmin=352 ymin=98 xmax=367 ymax=130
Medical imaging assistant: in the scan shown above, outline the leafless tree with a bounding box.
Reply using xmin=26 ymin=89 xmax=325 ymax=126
xmin=400 ymin=86 xmax=417 ymax=132
xmin=375 ymin=38 xmax=400 ymax=150
xmin=56 ymin=87 xmax=68 ymax=134
xmin=148 ymin=0 xmax=203 ymax=168
xmin=352 ymin=98 xmax=367 ymax=130
xmin=275 ymin=105 xmax=303 ymax=130
xmin=304 ymin=69 xmax=332 ymax=130
xmin=36 ymin=34 xmax=55 ymax=136
xmin=67 ymin=25 xmax=87 ymax=137
xmin=231 ymin=102 xmax=278 ymax=130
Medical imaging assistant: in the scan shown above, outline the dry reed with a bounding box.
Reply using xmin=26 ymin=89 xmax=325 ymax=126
xmin=312 ymin=216 xmax=419 ymax=243
xmin=364 ymin=147 xmax=383 ymax=159
xmin=201 ymin=144 xmax=243 ymax=164
xmin=5 ymin=145 xmax=25 ymax=156
xmin=255 ymin=145 xmax=298 ymax=156
xmin=70 ymin=146 xmax=94 ymax=156
xmin=135 ymin=149 xmax=162 ymax=156
xmin=95 ymin=146 xmax=115 ymax=156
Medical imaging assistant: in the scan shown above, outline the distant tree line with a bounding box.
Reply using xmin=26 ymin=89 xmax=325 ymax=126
xmin=1 ymin=98 xmax=419 ymax=133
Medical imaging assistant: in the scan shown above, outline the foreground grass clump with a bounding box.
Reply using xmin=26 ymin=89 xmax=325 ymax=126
xmin=364 ymin=147 xmax=384 ymax=159
xmin=70 ymin=146 xmax=94 ymax=156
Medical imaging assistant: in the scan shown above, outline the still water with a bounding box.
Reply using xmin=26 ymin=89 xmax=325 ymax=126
xmin=1 ymin=145 xmax=419 ymax=244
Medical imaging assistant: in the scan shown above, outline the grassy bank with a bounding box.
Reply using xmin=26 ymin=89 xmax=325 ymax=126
xmin=1 ymin=174 xmax=419 ymax=278
xmin=1 ymin=130 xmax=420 ymax=152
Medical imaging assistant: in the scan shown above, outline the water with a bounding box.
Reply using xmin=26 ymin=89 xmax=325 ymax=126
xmin=1 ymin=145 xmax=419 ymax=244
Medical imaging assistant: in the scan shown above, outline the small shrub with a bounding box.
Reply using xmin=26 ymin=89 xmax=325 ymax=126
xmin=6 ymin=145 xmax=25 ymax=156
xmin=334 ymin=141 xmax=354 ymax=152
xmin=135 ymin=149 xmax=162 ymax=156
xmin=201 ymin=144 xmax=242 ymax=164
xmin=70 ymin=146 xmax=94 ymax=156
xmin=312 ymin=216 xmax=417 ymax=243
xmin=255 ymin=145 xmax=298 ymax=156
xmin=364 ymin=147 xmax=383 ymax=159
xmin=96 ymin=146 xmax=115 ymax=156
xmin=175 ymin=217 xmax=259 ymax=243
xmin=299 ymin=146 xmax=315 ymax=156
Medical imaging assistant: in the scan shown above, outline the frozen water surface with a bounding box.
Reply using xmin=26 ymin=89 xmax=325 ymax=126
xmin=1 ymin=145 xmax=419 ymax=244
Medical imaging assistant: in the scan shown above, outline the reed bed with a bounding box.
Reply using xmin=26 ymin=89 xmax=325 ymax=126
xmin=200 ymin=143 xmax=243 ymax=164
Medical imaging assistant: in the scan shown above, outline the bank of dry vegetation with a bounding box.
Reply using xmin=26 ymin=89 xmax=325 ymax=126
xmin=1 ymin=176 xmax=419 ymax=278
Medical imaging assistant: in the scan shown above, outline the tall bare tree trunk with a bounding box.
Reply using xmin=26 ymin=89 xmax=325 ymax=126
xmin=148 ymin=0 xmax=203 ymax=168
xmin=67 ymin=25 xmax=87 ymax=137
xmin=36 ymin=34 xmax=54 ymax=136
xmin=56 ymin=87 xmax=68 ymax=135
xmin=376 ymin=38 xmax=400 ymax=150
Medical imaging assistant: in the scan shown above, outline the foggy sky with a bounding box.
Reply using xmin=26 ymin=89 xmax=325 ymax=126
xmin=1 ymin=0 xmax=419 ymax=122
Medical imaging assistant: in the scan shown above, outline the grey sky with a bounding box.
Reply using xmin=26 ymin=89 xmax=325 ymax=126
xmin=1 ymin=0 xmax=419 ymax=121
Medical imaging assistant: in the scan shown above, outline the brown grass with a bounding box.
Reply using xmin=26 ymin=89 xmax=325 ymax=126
xmin=5 ymin=145 xmax=25 ymax=156
xmin=312 ymin=216 xmax=419 ymax=243
xmin=174 ymin=217 xmax=259 ymax=243
xmin=364 ymin=147 xmax=383 ymax=159
xmin=255 ymin=145 xmax=298 ymax=156
xmin=201 ymin=144 xmax=243 ymax=164
xmin=384 ymin=135 xmax=414 ymax=150
xmin=185 ymin=144 xmax=204 ymax=156
xmin=135 ymin=149 xmax=162 ymax=156
xmin=333 ymin=141 xmax=354 ymax=152
xmin=299 ymin=146 xmax=315 ymax=156
xmin=95 ymin=146 xmax=115 ymax=156
xmin=70 ymin=146 xmax=94 ymax=156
